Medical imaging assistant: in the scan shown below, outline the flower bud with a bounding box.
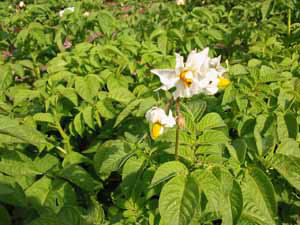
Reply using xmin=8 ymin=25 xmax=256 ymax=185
xmin=19 ymin=1 xmax=25 ymax=8
xmin=177 ymin=113 xmax=185 ymax=129
xmin=83 ymin=11 xmax=90 ymax=17
xmin=176 ymin=0 xmax=185 ymax=5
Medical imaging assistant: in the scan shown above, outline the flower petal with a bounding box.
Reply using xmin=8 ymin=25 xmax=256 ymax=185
xmin=173 ymin=81 xmax=197 ymax=99
xmin=151 ymin=69 xmax=179 ymax=90
xmin=163 ymin=110 xmax=176 ymax=127
xmin=186 ymin=48 xmax=209 ymax=74
xmin=175 ymin=53 xmax=184 ymax=75
xmin=204 ymin=87 xmax=218 ymax=95
xmin=145 ymin=107 xmax=166 ymax=123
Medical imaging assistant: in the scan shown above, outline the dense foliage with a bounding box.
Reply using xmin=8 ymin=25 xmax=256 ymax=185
xmin=0 ymin=0 xmax=300 ymax=224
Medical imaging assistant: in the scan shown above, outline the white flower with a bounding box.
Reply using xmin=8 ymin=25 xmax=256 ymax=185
xmin=198 ymin=68 xmax=230 ymax=95
xmin=83 ymin=11 xmax=90 ymax=17
xmin=176 ymin=0 xmax=185 ymax=5
xmin=209 ymin=56 xmax=227 ymax=75
xmin=151 ymin=48 xmax=210 ymax=99
xmin=59 ymin=7 xmax=75 ymax=17
xmin=19 ymin=1 xmax=25 ymax=8
xmin=145 ymin=107 xmax=176 ymax=139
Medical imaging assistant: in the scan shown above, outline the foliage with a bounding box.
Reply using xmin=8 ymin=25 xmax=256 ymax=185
xmin=0 ymin=0 xmax=300 ymax=224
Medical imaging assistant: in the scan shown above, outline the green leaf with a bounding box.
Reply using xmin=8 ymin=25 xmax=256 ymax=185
xmin=25 ymin=176 xmax=52 ymax=209
xmin=159 ymin=175 xmax=199 ymax=225
xmin=150 ymin=28 xmax=166 ymax=40
xmin=13 ymin=89 xmax=40 ymax=106
xmin=33 ymin=154 xmax=59 ymax=174
xmin=114 ymin=99 xmax=141 ymax=127
xmin=93 ymin=140 xmax=132 ymax=179
xmin=57 ymin=87 xmax=78 ymax=106
xmin=269 ymin=154 xmax=300 ymax=191
xmin=121 ymin=157 xmax=145 ymax=198
xmin=27 ymin=213 xmax=64 ymax=225
xmin=75 ymin=77 xmax=99 ymax=103
xmin=230 ymin=64 xmax=248 ymax=75
xmin=0 ymin=151 xmax=41 ymax=177
xmin=181 ymin=100 xmax=206 ymax=123
xmin=259 ymin=66 xmax=283 ymax=83
xmin=242 ymin=168 xmax=277 ymax=225
xmin=33 ymin=113 xmax=55 ymax=123
xmin=47 ymin=58 xmax=67 ymax=74
xmin=226 ymin=138 xmax=247 ymax=163
xmin=82 ymin=196 xmax=105 ymax=225
xmin=193 ymin=168 xmax=243 ymax=225
xmin=57 ymin=206 xmax=82 ymax=225
xmin=276 ymin=138 xmax=300 ymax=158
xmin=0 ymin=116 xmax=47 ymax=147
xmin=62 ymin=151 xmax=92 ymax=167
xmin=44 ymin=179 xmax=77 ymax=214
xmin=0 ymin=65 xmax=13 ymax=90
xmin=284 ymin=113 xmax=297 ymax=139
xmin=158 ymin=129 xmax=196 ymax=145
xmin=74 ymin=112 xmax=84 ymax=136
xmin=82 ymin=106 xmax=95 ymax=129
xmin=0 ymin=174 xmax=27 ymax=207
xmin=150 ymin=161 xmax=188 ymax=188
xmin=198 ymin=130 xmax=230 ymax=145
xmin=197 ymin=113 xmax=226 ymax=132
xmin=96 ymin=98 xmax=116 ymax=119
xmin=59 ymin=165 xmax=102 ymax=192
xmin=107 ymin=77 xmax=135 ymax=104
xmin=261 ymin=0 xmax=273 ymax=20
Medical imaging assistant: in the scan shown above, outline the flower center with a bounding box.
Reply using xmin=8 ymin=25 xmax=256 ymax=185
xmin=151 ymin=122 xmax=164 ymax=139
xmin=218 ymin=77 xmax=230 ymax=88
xmin=179 ymin=70 xmax=193 ymax=88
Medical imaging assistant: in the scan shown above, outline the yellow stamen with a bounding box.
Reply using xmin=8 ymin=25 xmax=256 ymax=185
xmin=179 ymin=70 xmax=193 ymax=88
xmin=151 ymin=122 xmax=163 ymax=139
xmin=218 ymin=77 xmax=230 ymax=88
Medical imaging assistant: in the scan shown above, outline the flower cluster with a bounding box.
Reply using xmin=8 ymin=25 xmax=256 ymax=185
xmin=151 ymin=47 xmax=230 ymax=99
xmin=146 ymin=47 xmax=230 ymax=139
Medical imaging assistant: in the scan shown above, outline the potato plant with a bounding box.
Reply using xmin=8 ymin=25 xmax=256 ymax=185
xmin=0 ymin=0 xmax=300 ymax=225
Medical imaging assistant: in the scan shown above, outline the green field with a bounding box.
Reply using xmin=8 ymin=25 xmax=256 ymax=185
xmin=0 ymin=0 xmax=300 ymax=224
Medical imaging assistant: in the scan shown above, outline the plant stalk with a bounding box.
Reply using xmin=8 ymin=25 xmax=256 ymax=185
xmin=175 ymin=98 xmax=180 ymax=161
xmin=288 ymin=8 xmax=291 ymax=36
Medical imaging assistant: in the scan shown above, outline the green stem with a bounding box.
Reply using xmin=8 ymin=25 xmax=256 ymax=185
xmin=54 ymin=113 xmax=72 ymax=154
xmin=175 ymin=98 xmax=180 ymax=161
xmin=288 ymin=8 xmax=291 ymax=36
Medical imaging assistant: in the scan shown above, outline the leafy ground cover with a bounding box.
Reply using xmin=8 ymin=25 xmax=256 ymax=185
xmin=0 ymin=0 xmax=300 ymax=224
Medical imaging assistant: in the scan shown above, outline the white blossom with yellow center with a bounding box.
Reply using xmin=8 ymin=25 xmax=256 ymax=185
xmin=198 ymin=68 xmax=230 ymax=95
xmin=145 ymin=107 xmax=176 ymax=140
xmin=151 ymin=48 xmax=210 ymax=99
